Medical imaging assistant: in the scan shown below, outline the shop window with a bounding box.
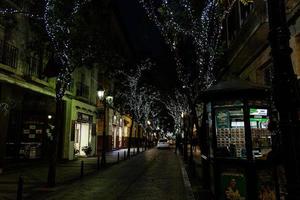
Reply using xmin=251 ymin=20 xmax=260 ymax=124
xmin=215 ymin=107 xmax=246 ymax=158
xmin=249 ymin=107 xmax=272 ymax=160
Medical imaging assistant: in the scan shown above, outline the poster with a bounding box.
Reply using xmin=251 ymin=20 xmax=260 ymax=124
xmin=220 ymin=172 xmax=246 ymax=200
xmin=216 ymin=110 xmax=230 ymax=128
xmin=257 ymin=169 xmax=277 ymax=200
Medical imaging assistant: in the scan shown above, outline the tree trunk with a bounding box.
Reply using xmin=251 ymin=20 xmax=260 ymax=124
xmin=137 ymin=125 xmax=140 ymax=153
xmin=198 ymin=104 xmax=208 ymax=156
xmin=47 ymin=97 xmax=63 ymax=187
xmin=183 ymin=115 xmax=188 ymax=162
xmin=127 ymin=117 xmax=134 ymax=158
xmin=198 ymin=104 xmax=210 ymax=190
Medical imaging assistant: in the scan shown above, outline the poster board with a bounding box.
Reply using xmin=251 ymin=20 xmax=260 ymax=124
xmin=257 ymin=169 xmax=277 ymax=200
xmin=220 ymin=171 xmax=247 ymax=200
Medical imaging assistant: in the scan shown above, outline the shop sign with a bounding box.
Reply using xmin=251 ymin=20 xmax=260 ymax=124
xmin=78 ymin=112 xmax=93 ymax=122
xmin=250 ymin=108 xmax=268 ymax=116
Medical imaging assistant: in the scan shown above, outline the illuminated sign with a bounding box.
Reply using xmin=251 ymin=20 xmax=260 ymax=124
xmin=250 ymin=108 xmax=268 ymax=116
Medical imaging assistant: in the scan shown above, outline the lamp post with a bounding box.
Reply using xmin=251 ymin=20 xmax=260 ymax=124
xmin=147 ymin=120 xmax=151 ymax=149
xmin=267 ymin=0 xmax=300 ymax=198
xmin=97 ymin=88 xmax=107 ymax=167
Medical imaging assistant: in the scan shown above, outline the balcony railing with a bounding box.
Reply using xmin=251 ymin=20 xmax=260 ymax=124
xmin=0 ymin=40 xmax=18 ymax=69
xmin=76 ymin=82 xmax=89 ymax=99
xmin=23 ymin=56 xmax=39 ymax=77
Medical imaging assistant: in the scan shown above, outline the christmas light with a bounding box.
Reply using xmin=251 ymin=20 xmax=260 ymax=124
xmin=139 ymin=0 xmax=226 ymax=106
xmin=163 ymin=89 xmax=191 ymax=134
xmin=0 ymin=8 xmax=42 ymax=19
xmin=116 ymin=59 xmax=159 ymax=126
xmin=43 ymin=0 xmax=88 ymax=100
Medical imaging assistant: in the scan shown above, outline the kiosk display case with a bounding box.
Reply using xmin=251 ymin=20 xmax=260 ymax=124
xmin=202 ymin=80 xmax=281 ymax=200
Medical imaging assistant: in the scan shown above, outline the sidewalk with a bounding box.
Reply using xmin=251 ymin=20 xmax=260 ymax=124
xmin=0 ymin=147 xmax=141 ymax=200
xmin=183 ymin=145 xmax=212 ymax=200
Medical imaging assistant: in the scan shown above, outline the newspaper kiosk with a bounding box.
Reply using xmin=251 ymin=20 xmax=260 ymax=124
xmin=203 ymin=80 xmax=282 ymax=200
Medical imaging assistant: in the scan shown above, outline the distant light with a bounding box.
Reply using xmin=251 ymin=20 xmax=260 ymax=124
xmin=147 ymin=120 xmax=151 ymax=125
xmin=48 ymin=115 xmax=52 ymax=119
xmin=97 ymin=90 xmax=104 ymax=100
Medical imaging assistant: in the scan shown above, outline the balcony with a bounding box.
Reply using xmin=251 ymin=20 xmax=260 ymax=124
xmin=23 ymin=56 xmax=39 ymax=77
xmin=76 ymin=82 xmax=89 ymax=99
xmin=0 ymin=40 xmax=18 ymax=69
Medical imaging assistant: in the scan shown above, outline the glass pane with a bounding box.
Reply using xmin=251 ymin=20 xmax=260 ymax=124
xmin=215 ymin=107 xmax=246 ymax=159
xmin=249 ymin=108 xmax=272 ymax=160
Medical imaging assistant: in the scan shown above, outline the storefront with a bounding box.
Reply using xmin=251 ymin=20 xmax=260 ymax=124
xmin=110 ymin=111 xmax=125 ymax=150
xmin=74 ymin=113 xmax=93 ymax=156
xmin=202 ymin=80 xmax=284 ymax=200
xmin=68 ymin=99 xmax=97 ymax=159
xmin=1 ymin=82 xmax=56 ymax=160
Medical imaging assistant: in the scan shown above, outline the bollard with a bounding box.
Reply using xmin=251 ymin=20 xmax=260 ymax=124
xmin=80 ymin=160 xmax=84 ymax=178
xmin=124 ymin=151 xmax=126 ymax=160
xmin=117 ymin=152 xmax=120 ymax=163
xmin=97 ymin=156 xmax=100 ymax=170
xmin=17 ymin=176 xmax=23 ymax=200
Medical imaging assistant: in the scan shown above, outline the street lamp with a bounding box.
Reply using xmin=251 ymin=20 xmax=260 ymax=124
xmin=146 ymin=120 xmax=151 ymax=149
xmin=97 ymin=87 xmax=107 ymax=167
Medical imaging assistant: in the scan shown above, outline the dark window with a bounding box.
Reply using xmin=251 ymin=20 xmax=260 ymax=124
xmin=264 ymin=67 xmax=271 ymax=86
xmin=0 ymin=40 xmax=18 ymax=68
xmin=240 ymin=2 xmax=254 ymax=25
xmin=227 ymin=2 xmax=240 ymax=42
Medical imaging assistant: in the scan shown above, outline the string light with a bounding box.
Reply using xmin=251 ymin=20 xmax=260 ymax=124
xmin=117 ymin=59 xmax=158 ymax=125
xmin=43 ymin=0 xmax=88 ymax=100
xmin=0 ymin=8 xmax=43 ymax=19
xmin=163 ymin=89 xmax=191 ymax=134
xmin=139 ymin=0 xmax=227 ymax=103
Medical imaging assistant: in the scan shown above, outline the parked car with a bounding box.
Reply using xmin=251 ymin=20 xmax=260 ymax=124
xmin=157 ymin=139 xmax=170 ymax=149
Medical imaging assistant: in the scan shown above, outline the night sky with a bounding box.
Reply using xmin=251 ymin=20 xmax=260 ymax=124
xmin=114 ymin=0 xmax=179 ymax=93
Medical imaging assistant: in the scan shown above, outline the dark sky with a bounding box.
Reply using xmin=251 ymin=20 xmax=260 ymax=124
xmin=114 ymin=0 xmax=178 ymax=93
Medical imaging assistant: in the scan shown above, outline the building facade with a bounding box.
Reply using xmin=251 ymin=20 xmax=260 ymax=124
xmin=220 ymin=0 xmax=300 ymax=83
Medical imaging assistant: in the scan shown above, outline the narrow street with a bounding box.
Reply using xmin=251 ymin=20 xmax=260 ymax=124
xmin=30 ymin=149 xmax=192 ymax=200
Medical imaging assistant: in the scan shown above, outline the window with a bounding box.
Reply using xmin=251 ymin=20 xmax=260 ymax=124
xmin=215 ymin=107 xmax=246 ymax=159
xmin=240 ymin=2 xmax=254 ymax=25
xmin=249 ymin=108 xmax=272 ymax=160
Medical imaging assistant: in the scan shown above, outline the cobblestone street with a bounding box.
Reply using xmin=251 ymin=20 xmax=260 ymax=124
xmin=32 ymin=149 xmax=192 ymax=200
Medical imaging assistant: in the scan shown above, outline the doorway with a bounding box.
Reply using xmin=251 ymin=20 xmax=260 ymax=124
xmin=75 ymin=122 xmax=91 ymax=156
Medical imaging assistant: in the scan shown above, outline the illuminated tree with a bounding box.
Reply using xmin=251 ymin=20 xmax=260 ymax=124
xmin=1 ymin=0 xmax=124 ymax=185
xmin=163 ymin=89 xmax=190 ymax=136
xmin=115 ymin=59 xmax=159 ymax=156
xmin=139 ymin=0 xmax=251 ymax=151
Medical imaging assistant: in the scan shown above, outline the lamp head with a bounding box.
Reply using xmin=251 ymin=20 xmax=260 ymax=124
xmin=97 ymin=87 xmax=105 ymax=100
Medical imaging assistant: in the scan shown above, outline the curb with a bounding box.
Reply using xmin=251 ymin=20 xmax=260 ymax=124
xmin=178 ymin=155 xmax=195 ymax=200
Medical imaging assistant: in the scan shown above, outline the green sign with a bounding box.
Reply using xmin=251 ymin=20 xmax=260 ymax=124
xmin=250 ymin=108 xmax=268 ymax=116
xmin=250 ymin=118 xmax=269 ymax=123
xmin=216 ymin=110 xmax=230 ymax=128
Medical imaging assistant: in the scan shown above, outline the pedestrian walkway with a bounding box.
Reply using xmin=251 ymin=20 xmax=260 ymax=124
xmin=32 ymin=148 xmax=193 ymax=200
xmin=0 ymin=148 xmax=140 ymax=200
